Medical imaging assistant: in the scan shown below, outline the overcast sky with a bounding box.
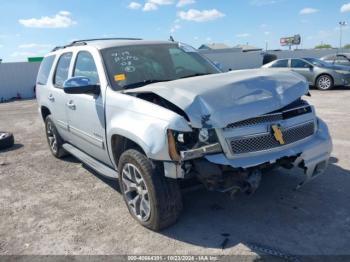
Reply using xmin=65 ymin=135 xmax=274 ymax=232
xmin=0 ymin=0 xmax=349 ymax=62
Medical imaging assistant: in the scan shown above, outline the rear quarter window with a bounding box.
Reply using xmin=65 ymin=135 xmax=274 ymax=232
xmin=323 ymin=55 xmax=335 ymax=60
xmin=270 ymin=59 xmax=289 ymax=68
xmin=36 ymin=55 xmax=56 ymax=85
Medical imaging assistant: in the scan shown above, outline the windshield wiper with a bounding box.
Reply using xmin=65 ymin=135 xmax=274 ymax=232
xmin=178 ymin=73 xmax=211 ymax=79
xmin=123 ymin=79 xmax=171 ymax=89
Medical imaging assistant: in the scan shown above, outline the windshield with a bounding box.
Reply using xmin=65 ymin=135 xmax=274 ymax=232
xmin=303 ymin=58 xmax=330 ymax=67
xmin=101 ymin=44 xmax=220 ymax=89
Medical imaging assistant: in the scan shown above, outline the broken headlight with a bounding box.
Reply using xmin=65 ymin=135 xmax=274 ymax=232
xmin=174 ymin=128 xmax=218 ymax=147
xmin=167 ymin=129 xmax=222 ymax=161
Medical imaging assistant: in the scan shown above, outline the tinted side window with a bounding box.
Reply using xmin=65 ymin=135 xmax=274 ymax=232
xmin=271 ymin=59 xmax=288 ymax=68
xmin=336 ymin=55 xmax=348 ymax=62
xmin=324 ymin=55 xmax=335 ymax=60
xmin=291 ymin=59 xmax=308 ymax=68
xmin=37 ymin=55 xmax=56 ymax=85
xmin=73 ymin=51 xmax=99 ymax=85
xmin=169 ymin=48 xmax=207 ymax=75
xmin=54 ymin=53 xmax=72 ymax=88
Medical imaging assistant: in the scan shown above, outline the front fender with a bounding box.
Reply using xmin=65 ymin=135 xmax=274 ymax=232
xmin=105 ymin=89 xmax=192 ymax=166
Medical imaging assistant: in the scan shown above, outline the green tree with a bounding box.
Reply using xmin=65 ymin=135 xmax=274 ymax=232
xmin=314 ymin=44 xmax=332 ymax=49
xmin=344 ymin=44 xmax=350 ymax=49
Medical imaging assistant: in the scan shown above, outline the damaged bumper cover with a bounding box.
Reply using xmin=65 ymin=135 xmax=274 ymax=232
xmin=203 ymin=118 xmax=332 ymax=187
xmin=165 ymin=118 xmax=331 ymax=190
xmin=180 ymin=143 xmax=222 ymax=161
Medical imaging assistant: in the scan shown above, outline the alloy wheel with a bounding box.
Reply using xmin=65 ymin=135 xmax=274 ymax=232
xmin=121 ymin=163 xmax=151 ymax=222
xmin=47 ymin=122 xmax=58 ymax=154
xmin=318 ymin=76 xmax=332 ymax=90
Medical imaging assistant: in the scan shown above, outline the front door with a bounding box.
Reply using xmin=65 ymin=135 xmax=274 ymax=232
xmin=290 ymin=59 xmax=314 ymax=85
xmin=66 ymin=50 xmax=111 ymax=165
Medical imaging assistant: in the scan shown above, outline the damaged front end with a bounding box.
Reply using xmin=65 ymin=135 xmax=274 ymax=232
xmin=127 ymin=70 xmax=332 ymax=195
xmin=166 ymin=99 xmax=332 ymax=196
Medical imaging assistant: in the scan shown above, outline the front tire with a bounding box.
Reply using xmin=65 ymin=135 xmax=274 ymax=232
xmin=119 ymin=149 xmax=183 ymax=231
xmin=45 ymin=115 xmax=67 ymax=158
xmin=316 ymin=75 xmax=333 ymax=90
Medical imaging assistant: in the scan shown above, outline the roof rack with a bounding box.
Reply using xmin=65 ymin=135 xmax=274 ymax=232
xmin=51 ymin=37 xmax=143 ymax=52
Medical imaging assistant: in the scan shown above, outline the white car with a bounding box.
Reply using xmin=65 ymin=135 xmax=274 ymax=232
xmin=36 ymin=38 xmax=333 ymax=230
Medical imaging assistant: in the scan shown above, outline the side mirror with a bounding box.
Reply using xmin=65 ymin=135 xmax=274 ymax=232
xmin=63 ymin=77 xmax=100 ymax=95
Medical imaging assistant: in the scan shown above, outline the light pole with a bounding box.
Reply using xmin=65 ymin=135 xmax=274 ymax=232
xmin=339 ymin=21 xmax=347 ymax=52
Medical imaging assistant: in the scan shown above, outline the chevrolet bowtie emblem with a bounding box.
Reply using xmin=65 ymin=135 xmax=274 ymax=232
xmin=272 ymin=125 xmax=285 ymax=145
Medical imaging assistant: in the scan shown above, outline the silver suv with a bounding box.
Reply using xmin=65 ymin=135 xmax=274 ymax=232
xmin=36 ymin=38 xmax=332 ymax=231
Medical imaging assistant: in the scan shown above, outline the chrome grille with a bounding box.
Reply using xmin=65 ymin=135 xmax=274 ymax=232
xmin=226 ymin=105 xmax=312 ymax=129
xmin=229 ymin=121 xmax=315 ymax=154
xmin=227 ymin=114 xmax=283 ymax=129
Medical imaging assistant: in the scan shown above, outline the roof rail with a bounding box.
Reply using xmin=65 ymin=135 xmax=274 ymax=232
xmin=71 ymin=37 xmax=142 ymax=44
xmin=51 ymin=37 xmax=142 ymax=52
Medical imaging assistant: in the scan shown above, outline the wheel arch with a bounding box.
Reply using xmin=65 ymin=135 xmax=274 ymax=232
xmin=41 ymin=106 xmax=51 ymax=121
xmin=111 ymin=134 xmax=147 ymax=168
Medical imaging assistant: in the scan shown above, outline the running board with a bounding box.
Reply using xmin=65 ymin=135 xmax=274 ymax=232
xmin=62 ymin=143 xmax=118 ymax=179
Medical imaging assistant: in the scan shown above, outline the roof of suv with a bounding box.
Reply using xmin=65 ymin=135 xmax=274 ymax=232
xmin=51 ymin=38 xmax=175 ymax=53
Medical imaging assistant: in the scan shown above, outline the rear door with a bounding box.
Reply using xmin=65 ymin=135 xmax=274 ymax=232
xmin=66 ymin=50 xmax=111 ymax=165
xmin=36 ymin=54 xmax=56 ymax=113
xmin=290 ymin=59 xmax=314 ymax=85
xmin=46 ymin=52 xmax=73 ymax=140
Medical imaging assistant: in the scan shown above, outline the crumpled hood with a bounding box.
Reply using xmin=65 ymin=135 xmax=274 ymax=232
xmin=126 ymin=69 xmax=309 ymax=128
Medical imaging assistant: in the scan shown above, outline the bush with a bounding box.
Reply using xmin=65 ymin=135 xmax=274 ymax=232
xmin=315 ymin=44 xmax=332 ymax=49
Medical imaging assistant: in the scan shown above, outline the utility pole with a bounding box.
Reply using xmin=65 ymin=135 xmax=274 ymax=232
xmin=339 ymin=21 xmax=347 ymax=52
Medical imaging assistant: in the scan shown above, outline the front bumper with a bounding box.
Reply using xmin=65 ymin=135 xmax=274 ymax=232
xmin=204 ymin=118 xmax=332 ymax=185
xmin=163 ymin=118 xmax=332 ymax=187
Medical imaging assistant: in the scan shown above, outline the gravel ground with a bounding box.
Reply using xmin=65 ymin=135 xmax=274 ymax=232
xmin=0 ymin=90 xmax=350 ymax=259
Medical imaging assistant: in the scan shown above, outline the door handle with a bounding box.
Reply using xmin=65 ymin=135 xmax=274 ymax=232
xmin=48 ymin=94 xmax=55 ymax=102
xmin=67 ymin=101 xmax=76 ymax=110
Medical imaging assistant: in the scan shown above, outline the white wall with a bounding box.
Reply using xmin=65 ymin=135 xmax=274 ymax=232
xmin=200 ymin=49 xmax=264 ymax=71
xmin=0 ymin=62 xmax=41 ymax=101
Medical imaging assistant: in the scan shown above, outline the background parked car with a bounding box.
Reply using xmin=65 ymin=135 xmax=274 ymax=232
xmin=262 ymin=57 xmax=350 ymax=90
xmin=320 ymin=53 xmax=350 ymax=66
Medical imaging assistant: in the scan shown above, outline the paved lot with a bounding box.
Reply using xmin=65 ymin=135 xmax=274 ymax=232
xmin=0 ymin=90 xmax=350 ymax=258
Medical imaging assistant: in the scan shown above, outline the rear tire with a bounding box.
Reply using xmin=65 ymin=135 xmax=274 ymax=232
xmin=119 ymin=149 xmax=182 ymax=231
xmin=316 ymin=75 xmax=333 ymax=90
xmin=45 ymin=115 xmax=67 ymax=158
